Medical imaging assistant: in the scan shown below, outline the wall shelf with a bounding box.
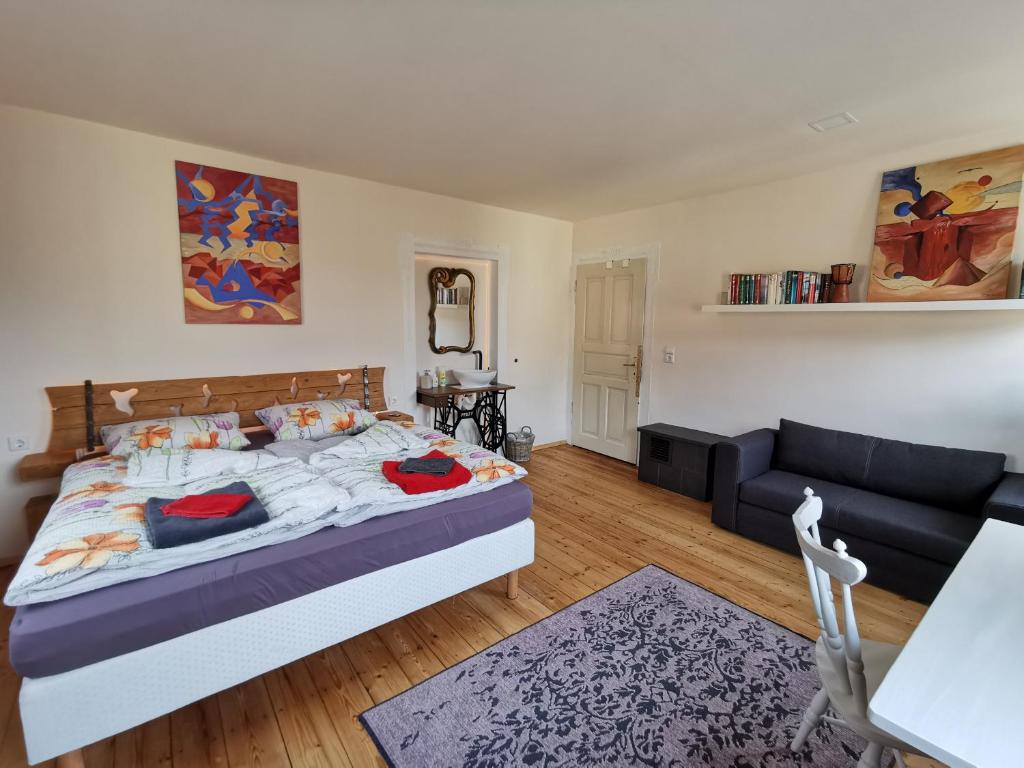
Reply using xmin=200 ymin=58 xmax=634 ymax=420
xmin=701 ymin=299 xmax=1024 ymax=313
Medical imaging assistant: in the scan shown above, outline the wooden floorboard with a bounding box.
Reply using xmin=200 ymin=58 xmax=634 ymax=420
xmin=0 ymin=445 xmax=941 ymax=767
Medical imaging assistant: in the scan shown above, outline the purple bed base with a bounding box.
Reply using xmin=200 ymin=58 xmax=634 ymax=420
xmin=10 ymin=482 xmax=532 ymax=678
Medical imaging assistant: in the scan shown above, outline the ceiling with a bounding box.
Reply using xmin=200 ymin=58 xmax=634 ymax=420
xmin=3 ymin=1 xmax=1024 ymax=221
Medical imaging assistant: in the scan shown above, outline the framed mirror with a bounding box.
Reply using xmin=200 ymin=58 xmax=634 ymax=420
xmin=428 ymin=266 xmax=476 ymax=353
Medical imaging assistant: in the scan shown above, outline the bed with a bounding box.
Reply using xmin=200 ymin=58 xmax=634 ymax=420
xmin=9 ymin=367 xmax=534 ymax=766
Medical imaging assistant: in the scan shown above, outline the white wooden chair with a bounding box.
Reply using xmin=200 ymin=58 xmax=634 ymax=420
xmin=790 ymin=488 xmax=923 ymax=768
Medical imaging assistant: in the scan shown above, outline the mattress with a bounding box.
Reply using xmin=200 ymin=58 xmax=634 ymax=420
xmin=10 ymin=481 xmax=532 ymax=678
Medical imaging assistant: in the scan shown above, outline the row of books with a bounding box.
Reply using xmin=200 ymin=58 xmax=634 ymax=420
xmin=435 ymin=286 xmax=469 ymax=306
xmin=728 ymin=271 xmax=834 ymax=305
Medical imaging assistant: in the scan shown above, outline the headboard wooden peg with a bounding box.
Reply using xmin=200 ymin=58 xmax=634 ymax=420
xmin=289 ymin=377 xmax=299 ymax=400
xmin=169 ymin=404 xmax=184 ymax=417
xmin=110 ymin=388 xmax=139 ymax=417
xmin=273 ymin=396 xmax=282 ymax=406
xmin=316 ymin=391 xmax=329 ymax=400
xmin=230 ymin=399 xmax=238 ymax=412
xmin=201 ymin=384 xmax=214 ymax=408
xmin=336 ymin=372 xmax=353 ymax=399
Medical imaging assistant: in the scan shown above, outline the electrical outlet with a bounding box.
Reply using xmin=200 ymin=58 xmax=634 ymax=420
xmin=7 ymin=436 xmax=29 ymax=452
xmin=663 ymin=347 xmax=676 ymax=364
xmin=388 ymin=396 xmax=398 ymax=407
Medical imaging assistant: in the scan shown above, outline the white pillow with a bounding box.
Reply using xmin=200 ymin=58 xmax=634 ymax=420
xmin=311 ymin=422 xmax=429 ymax=462
xmin=261 ymin=435 xmax=352 ymax=463
xmin=124 ymin=448 xmax=290 ymax=487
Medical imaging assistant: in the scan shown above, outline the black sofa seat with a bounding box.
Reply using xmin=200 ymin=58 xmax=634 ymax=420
xmin=739 ymin=470 xmax=982 ymax=566
xmin=712 ymin=419 xmax=1023 ymax=603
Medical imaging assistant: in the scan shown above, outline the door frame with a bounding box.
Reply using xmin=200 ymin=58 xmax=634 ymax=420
xmin=566 ymin=242 xmax=660 ymax=459
xmin=398 ymin=234 xmax=510 ymax=415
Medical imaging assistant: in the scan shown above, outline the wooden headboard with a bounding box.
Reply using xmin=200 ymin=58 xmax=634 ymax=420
xmin=43 ymin=366 xmax=386 ymax=454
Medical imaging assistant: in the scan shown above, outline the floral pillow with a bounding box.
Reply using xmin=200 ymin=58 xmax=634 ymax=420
xmin=256 ymin=399 xmax=377 ymax=442
xmin=100 ymin=412 xmax=251 ymax=456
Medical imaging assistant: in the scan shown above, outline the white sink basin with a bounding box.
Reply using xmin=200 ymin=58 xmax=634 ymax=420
xmin=452 ymin=369 xmax=497 ymax=388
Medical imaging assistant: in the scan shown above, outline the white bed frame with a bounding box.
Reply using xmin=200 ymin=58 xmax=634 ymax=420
xmin=21 ymin=519 xmax=534 ymax=765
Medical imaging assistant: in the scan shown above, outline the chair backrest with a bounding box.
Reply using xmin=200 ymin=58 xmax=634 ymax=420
xmin=792 ymin=487 xmax=870 ymax=711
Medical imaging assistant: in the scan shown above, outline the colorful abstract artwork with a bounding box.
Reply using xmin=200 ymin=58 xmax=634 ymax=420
xmin=868 ymin=145 xmax=1024 ymax=302
xmin=176 ymin=161 xmax=301 ymax=323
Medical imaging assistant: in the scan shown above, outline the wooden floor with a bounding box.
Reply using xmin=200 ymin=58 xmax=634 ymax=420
xmin=0 ymin=445 xmax=942 ymax=767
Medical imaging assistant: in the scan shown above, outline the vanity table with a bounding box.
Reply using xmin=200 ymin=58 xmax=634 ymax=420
xmin=417 ymin=383 xmax=515 ymax=453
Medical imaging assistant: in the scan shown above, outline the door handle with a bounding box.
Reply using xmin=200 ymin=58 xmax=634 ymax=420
xmin=634 ymin=345 xmax=642 ymax=399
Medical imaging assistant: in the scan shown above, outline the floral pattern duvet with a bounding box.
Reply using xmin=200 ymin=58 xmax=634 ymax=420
xmin=310 ymin=423 xmax=527 ymax=526
xmin=5 ymin=423 xmax=528 ymax=607
xmin=5 ymin=454 xmax=349 ymax=606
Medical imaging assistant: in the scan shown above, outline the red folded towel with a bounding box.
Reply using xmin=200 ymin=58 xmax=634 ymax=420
xmin=161 ymin=493 xmax=253 ymax=519
xmin=382 ymin=450 xmax=471 ymax=494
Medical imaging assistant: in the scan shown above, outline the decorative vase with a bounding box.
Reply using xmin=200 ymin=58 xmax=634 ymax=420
xmin=830 ymin=263 xmax=856 ymax=303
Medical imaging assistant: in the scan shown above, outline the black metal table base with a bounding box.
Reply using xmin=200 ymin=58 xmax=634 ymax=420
xmin=432 ymin=390 xmax=508 ymax=454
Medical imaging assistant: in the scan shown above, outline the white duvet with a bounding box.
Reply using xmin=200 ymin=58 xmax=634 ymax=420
xmin=5 ymin=422 xmax=527 ymax=606
xmin=4 ymin=452 xmax=349 ymax=606
xmin=310 ymin=422 xmax=527 ymax=526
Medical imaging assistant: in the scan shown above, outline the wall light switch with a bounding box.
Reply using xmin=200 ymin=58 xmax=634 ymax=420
xmin=663 ymin=347 xmax=676 ymax=364
xmin=7 ymin=436 xmax=29 ymax=452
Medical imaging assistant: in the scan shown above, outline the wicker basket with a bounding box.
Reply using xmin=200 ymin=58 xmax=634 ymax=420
xmin=504 ymin=426 xmax=536 ymax=462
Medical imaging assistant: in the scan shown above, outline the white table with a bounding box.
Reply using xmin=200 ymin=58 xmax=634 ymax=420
xmin=868 ymin=519 xmax=1024 ymax=768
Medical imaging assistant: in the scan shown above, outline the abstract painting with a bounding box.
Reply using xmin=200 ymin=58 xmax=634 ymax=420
xmin=176 ymin=161 xmax=301 ymax=323
xmin=868 ymin=145 xmax=1024 ymax=302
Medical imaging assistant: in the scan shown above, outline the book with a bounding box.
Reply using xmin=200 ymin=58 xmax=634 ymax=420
xmin=822 ymin=275 xmax=833 ymax=302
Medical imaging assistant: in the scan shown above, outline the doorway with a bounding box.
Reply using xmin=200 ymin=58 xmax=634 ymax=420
xmin=571 ymin=258 xmax=647 ymax=462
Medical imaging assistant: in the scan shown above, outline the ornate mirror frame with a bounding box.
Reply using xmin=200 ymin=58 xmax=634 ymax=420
xmin=427 ymin=266 xmax=476 ymax=354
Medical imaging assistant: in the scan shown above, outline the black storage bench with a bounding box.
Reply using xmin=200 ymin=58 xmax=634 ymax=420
xmin=637 ymin=423 xmax=725 ymax=501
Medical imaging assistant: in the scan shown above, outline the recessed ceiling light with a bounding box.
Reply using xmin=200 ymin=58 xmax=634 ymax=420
xmin=808 ymin=112 xmax=859 ymax=133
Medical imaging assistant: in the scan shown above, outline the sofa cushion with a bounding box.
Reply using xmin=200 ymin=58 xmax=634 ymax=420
xmin=835 ymin=487 xmax=982 ymax=566
xmin=739 ymin=470 xmax=853 ymax=530
xmin=775 ymin=419 xmax=873 ymax=488
xmin=862 ymin=437 xmax=1004 ymax=515
xmin=740 ymin=470 xmax=982 ymax=565
xmin=775 ymin=419 xmax=1005 ymax=514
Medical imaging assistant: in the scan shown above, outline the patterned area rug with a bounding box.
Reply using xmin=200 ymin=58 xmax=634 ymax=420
xmin=361 ymin=565 xmax=864 ymax=767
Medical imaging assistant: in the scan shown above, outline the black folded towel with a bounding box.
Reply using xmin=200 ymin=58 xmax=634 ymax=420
xmin=144 ymin=481 xmax=270 ymax=549
xmin=397 ymin=457 xmax=456 ymax=476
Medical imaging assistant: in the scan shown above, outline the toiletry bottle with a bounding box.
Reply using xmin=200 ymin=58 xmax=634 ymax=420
xmin=437 ymin=366 xmax=447 ymax=387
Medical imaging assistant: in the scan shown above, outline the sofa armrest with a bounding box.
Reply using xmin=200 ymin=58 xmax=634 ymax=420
xmin=983 ymin=472 xmax=1024 ymax=526
xmin=712 ymin=428 xmax=776 ymax=531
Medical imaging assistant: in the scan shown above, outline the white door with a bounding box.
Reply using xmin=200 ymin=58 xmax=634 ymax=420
xmin=571 ymin=259 xmax=646 ymax=462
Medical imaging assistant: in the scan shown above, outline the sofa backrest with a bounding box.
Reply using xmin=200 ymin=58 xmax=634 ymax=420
xmin=774 ymin=419 xmax=1005 ymax=514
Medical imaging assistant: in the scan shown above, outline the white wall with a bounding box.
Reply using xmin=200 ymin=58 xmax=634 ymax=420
xmin=574 ymin=126 xmax=1024 ymax=469
xmin=0 ymin=105 xmax=573 ymax=560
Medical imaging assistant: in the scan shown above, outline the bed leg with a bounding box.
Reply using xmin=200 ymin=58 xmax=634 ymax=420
xmin=506 ymin=569 xmax=519 ymax=600
xmin=57 ymin=749 xmax=85 ymax=768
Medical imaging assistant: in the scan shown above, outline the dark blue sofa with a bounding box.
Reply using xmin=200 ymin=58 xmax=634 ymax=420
xmin=712 ymin=419 xmax=1024 ymax=603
